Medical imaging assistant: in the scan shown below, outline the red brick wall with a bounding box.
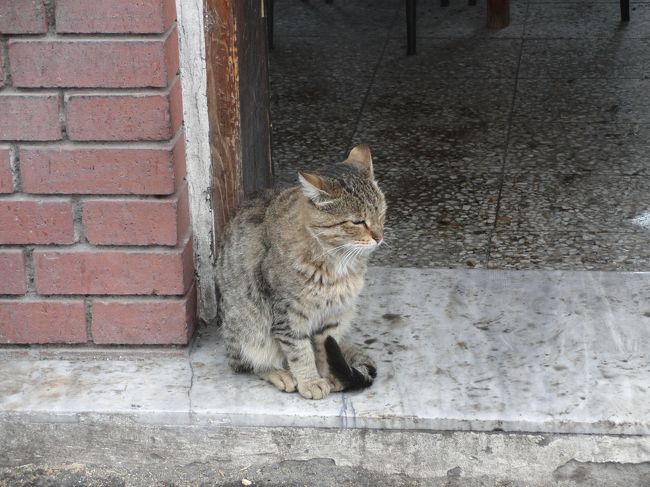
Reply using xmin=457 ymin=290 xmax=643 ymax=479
xmin=0 ymin=0 xmax=197 ymax=345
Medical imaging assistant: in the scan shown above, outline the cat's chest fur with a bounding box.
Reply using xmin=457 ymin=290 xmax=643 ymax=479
xmin=297 ymin=261 xmax=365 ymax=324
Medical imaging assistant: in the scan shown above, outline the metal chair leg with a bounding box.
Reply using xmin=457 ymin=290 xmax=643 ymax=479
xmin=621 ymin=0 xmax=630 ymax=21
xmin=441 ymin=0 xmax=449 ymax=6
xmin=406 ymin=0 xmax=416 ymax=55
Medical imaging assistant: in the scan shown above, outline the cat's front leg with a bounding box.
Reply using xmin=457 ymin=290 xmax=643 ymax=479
xmin=313 ymin=326 xmax=346 ymax=392
xmin=313 ymin=309 xmax=354 ymax=392
xmin=313 ymin=310 xmax=377 ymax=392
xmin=272 ymin=315 xmax=331 ymax=400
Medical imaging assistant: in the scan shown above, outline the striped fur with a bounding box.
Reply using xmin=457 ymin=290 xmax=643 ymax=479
xmin=215 ymin=145 xmax=385 ymax=400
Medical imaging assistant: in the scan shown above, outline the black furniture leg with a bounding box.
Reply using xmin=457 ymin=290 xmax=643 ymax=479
xmin=266 ymin=0 xmax=274 ymax=49
xmin=621 ymin=0 xmax=630 ymax=21
xmin=469 ymin=0 xmax=477 ymax=5
xmin=441 ymin=0 xmax=449 ymax=6
xmin=406 ymin=0 xmax=416 ymax=55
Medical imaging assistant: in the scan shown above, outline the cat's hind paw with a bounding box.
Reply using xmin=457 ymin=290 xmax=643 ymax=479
xmin=260 ymin=369 xmax=298 ymax=393
xmin=297 ymin=377 xmax=331 ymax=400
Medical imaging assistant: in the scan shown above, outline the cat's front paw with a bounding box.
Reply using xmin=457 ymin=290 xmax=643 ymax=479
xmin=327 ymin=376 xmax=346 ymax=392
xmin=297 ymin=377 xmax=331 ymax=400
xmin=262 ymin=369 xmax=297 ymax=393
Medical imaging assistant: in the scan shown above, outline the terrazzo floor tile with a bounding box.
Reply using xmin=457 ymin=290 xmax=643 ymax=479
xmin=390 ymin=0 xmax=527 ymax=39
xmin=269 ymin=36 xmax=376 ymax=187
xmin=380 ymin=170 xmax=500 ymax=232
xmin=269 ymin=36 xmax=383 ymax=84
xmin=378 ymin=37 xmax=521 ymax=79
xmin=368 ymin=170 xmax=499 ymax=268
xmin=369 ymin=228 xmax=489 ymax=268
xmin=270 ymin=77 xmax=369 ymax=120
xmin=525 ymin=2 xmax=650 ymax=38
xmin=513 ymin=79 xmax=650 ymax=123
xmin=505 ymin=122 xmax=650 ymax=175
xmin=488 ymin=230 xmax=650 ymax=271
xmin=272 ymin=132 xmax=353 ymax=188
xmin=272 ymin=0 xmax=398 ymax=39
xmin=497 ymin=172 xmax=650 ymax=234
xmin=528 ymin=0 xmax=619 ymax=3
xmin=519 ymin=39 xmax=650 ymax=79
xmin=268 ymin=0 xmax=650 ymax=271
xmin=354 ymin=121 xmax=507 ymax=173
xmin=364 ymin=77 xmax=516 ymax=126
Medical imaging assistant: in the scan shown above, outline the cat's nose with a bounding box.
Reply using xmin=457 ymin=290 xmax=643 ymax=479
xmin=371 ymin=230 xmax=384 ymax=243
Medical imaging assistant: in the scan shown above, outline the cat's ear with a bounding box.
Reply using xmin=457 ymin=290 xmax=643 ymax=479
xmin=299 ymin=172 xmax=336 ymax=207
xmin=344 ymin=144 xmax=374 ymax=179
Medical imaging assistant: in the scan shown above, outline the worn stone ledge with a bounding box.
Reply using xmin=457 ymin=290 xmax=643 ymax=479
xmin=1 ymin=268 xmax=649 ymax=437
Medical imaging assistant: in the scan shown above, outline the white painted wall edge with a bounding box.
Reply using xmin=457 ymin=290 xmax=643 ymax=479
xmin=175 ymin=0 xmax=218 ymax=323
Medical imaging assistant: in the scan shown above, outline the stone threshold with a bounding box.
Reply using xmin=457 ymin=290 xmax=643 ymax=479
xmin=1 ymin=267 xmax=649 ymax=436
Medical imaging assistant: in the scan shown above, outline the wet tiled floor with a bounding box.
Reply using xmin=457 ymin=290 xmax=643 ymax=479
xmin=269 ymin=0 xmax=650 ymax=270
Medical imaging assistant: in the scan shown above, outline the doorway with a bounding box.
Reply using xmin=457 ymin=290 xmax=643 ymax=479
xmin=266 ymin=0 xmax=650 ymax=272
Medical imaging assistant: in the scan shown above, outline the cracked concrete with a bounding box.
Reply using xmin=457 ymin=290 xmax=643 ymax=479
xmin=553 ymin=460 xmax=650 ymax=486
xmin=2 ymin=422 xmax=650 ymax=486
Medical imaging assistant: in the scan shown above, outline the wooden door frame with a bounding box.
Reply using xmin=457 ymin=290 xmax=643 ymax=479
xmin=174 ymin=0 xmax=272 ymax=323
xmin=203 ymin=0 xmax=273 ymax=232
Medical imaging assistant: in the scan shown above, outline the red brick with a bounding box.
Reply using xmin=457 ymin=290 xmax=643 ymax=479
xmin=165 ymin=25 xmax=180 ymax=82
xmin=0 ymin=250 xmax=26 ymax=295
xmin=173 ymin=133 xmax=187 ymax=185
xmin=163 ymin=0 xmax=177 ymax=32
xmin=0 ymin=95 xmax=61 ymax=141
xmin=34 ymin=238 xmax=193 ymax=295
xmin=0 ymin=300 xmax=87 ymax=344
xmin=66 ymin=82 xmax=181 ymax=141
xmin=0 ymin=147 xmax=13 ymax=193
xmin=8 ymin=32 xmax=178 ymax=88
xmin=83 ymin=185 xmax=189 ymax=246
xmin=0 ymin=48 xmax=5 ymax=88
xmin=0 ymin=0 xmax=47 ymax=34
xmin=56 ymin=0 xmax=176 ymax=34
xmin=170 ymin=75 xmax=183 ymax=137
xmin=0 ymin=200 xmax=74 ymax=245
xmin=92 ymin=285 xmax=197 ymax=345
xmin=20 ymin=145 xmax=176 ymax=195
xmin=176 ymin=183 xmax=190 ymax=242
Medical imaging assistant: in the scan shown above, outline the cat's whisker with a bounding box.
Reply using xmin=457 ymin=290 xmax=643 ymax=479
xmin=337 ymin=247 xmax=354 ymax=274
xmin=315 ymin=243 xmax=350 ymax=261
xmin=338 ymin=245 xmax=361 ymax=274
xmin=310 ymin=229 xmax=330 ymax=239
xmin=340 ymin=245 xmax=365 ymax=274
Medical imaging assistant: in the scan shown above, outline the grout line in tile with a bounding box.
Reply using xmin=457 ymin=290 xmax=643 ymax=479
xmin=486 ymin=0 xmax=531 ymax=267
xmin=344 ymin=6 xmax=400 ymax=157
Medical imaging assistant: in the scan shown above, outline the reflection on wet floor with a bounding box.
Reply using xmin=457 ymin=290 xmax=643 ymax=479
xmin=269 ymin=0 xmax=650 ymax=271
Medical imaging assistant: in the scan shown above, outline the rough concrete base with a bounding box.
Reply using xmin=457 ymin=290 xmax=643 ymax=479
xmin=2 ymin=420 xmax=650 ymax=486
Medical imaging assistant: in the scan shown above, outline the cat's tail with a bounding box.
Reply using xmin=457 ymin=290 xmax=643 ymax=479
xmin=324 ymin=336 xmax=377 ymax=391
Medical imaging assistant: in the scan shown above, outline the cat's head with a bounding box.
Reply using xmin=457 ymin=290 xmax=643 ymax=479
xmin=298 ymin=144 xmax=386 ymax=257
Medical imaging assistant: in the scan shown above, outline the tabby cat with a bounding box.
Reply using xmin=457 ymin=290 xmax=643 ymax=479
xmin=215 ymin=145 xmax=386 ymax=400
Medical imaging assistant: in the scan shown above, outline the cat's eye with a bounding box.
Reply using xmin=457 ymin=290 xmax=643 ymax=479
xmin=339 ymin=219 xmax=367 ymax=227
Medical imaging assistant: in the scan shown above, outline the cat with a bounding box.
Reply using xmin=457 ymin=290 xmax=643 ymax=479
xmin=215 ymin=144 xmax=386 ymax=400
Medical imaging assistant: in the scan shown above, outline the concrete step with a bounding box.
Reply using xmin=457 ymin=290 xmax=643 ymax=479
xmin=1 ymin=268 xmax=649 ymax=485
